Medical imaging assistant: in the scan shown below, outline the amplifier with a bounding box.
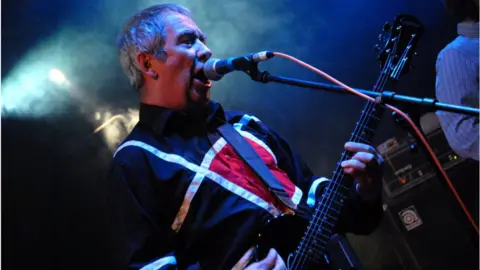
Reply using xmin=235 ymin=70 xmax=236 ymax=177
xmin=349 ymin=113 xmax=480 ymax=270
xmin=376 ymin=127 xmax=465 ymax=199
xmin=347 ymin=158 xmax=479 ymax=270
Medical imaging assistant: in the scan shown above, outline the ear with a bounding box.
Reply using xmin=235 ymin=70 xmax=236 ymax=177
xmin=136 ymin=52 xmax=158 ymax=80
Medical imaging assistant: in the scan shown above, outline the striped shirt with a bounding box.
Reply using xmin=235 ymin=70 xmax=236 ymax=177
xmin=435 ymin=21 xmax=479 ymax=161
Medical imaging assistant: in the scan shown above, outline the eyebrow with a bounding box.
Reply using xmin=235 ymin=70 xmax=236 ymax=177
xmin=177 ymin=29 xmax=207 ymax=43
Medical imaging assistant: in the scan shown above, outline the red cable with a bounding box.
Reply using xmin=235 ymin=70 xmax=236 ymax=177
xmin=273 ymin=52 xmax=479 ymax=234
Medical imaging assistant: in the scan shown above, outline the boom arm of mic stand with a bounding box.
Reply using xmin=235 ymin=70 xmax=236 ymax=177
xmin=244 ymin=66 xmax=479 ymax=237
xmin=249 ymin=69 xmax=479 ymax=117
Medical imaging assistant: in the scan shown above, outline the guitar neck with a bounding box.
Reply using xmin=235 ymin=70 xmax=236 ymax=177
xmin=289 ymin=14 xmax=423 ymax=269
xmin=297 ymin=79 xmax=387 ymax=261
xmin=317 ymin=96 xmax=386 ymax=233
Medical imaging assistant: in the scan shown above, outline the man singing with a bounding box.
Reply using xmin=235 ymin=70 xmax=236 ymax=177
xmin=106 ymin=3 xmax=384 ymax=269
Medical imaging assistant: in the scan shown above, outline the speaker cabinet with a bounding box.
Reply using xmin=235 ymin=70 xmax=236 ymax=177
xmin=348 ymin=158 xmax=479 ymax=270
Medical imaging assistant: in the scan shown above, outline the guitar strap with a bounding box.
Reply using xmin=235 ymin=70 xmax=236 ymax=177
xmin=217 ymin=123 xmax=297 ymax=211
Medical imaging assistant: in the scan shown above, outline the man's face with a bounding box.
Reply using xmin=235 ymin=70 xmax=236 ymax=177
xmin=148 ymin=12 xmax=212 ymax=110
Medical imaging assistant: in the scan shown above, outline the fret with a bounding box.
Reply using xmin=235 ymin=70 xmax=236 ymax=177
xmin=315 ymin=231 xmax=332 ymax=242
xmin=324 ymin=212 xmax=338 ymax=220
xmin=323 ymin=186 xmax=348 ymax=196
xmin=312 ymin=214 xmax=340 ymax=229
xmin=328 ymin=207 xmax=340 ymax=214
xmin=323 ymin=184 xmax=346 ymax=193
xmin=310 ymin=213 xmax=336 ymax=225
xmin=332 ymin=169 xmax=347 ymax=179
xmin=359 ymin=111 xmax=382 ymax=122
xmin=311 ymin=243 xmax=326 ymax=255
xmin=319 ymin=196 xmax=345 ymax=209
xmin=361 ymin=106 xmax=378 ymax=114
xmin=362 ymin=125 xmax=376 ymax=133
xmin=360 ymin=130 xmax=374 ymax=140
xmin=349 ymin=134 xmax=371 ymax=144
xmin=334 ymin=185 xmax=350 ymax=193
xmin=324 ymin=207 xmax=341 ymax=216
xmin=317 ymin=193 xmax=344 ymax=206
xmin=356 ymin=126 xmax=376 ymax=138
xmin=311 ymin=240 xmax=327 ymax=251
xmin=324 ymin=209 xmax=342 ymax=221
xmin=320 ymin=219 xmax=335 ymax=227
xmin=354 ymin=117 xmax=381 ymax=129
xmin=309 ymin=251 xmax=324 ymax=263
xmin=309 ymin=239 xmax=325 ymax=249
xmin=301 ymin=233 xmax=329 ymax=246
xmin=321 ymin=193 xmax=347 ymax=204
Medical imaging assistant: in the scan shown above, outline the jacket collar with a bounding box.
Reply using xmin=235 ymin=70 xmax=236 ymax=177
xmin=138 ymin=100 xmax=226 ymax=136
xmin=458 ymin=21 xmax=479 ymax=38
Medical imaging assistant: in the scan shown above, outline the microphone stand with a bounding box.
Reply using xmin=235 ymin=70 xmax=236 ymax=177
xmin=243 ymin=64 xmax=479 ymax=239
xmin=244 ymin=66 xmax=479 ymax=116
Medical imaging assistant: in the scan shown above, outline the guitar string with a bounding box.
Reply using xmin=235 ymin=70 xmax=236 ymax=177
xmin=288 ymin=22 xmax=404 ymax=267
xmin=294 ymin=34 xmax=401 ymax=268
xmin=303 ymin=30 xmax=401 ymax=253
xmin=293 ymin=76 xmax=389 ymax=269
xmin=392 ymin=35 xmax=415 ymax=79
xmin=297 ymin=43 xmax=397 ymax=266
xmin=293 ymin=73 xmax=389 ymax=269
xmin=290 ymin=37 xmax=398 ymax=269
xmin=291 ymin=72 xmax=389 ymax=269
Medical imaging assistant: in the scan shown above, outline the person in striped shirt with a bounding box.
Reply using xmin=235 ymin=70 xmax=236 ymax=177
xmin=436 ymin=0 xmax=479 ymax=161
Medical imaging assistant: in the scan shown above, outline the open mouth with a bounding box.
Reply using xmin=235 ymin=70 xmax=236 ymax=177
xmin=193 ymin=69 xmax=212 ymax=87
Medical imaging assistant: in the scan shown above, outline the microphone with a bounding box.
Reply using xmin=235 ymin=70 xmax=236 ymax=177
xmin=203 ymin=51 xmax=274 ymax=81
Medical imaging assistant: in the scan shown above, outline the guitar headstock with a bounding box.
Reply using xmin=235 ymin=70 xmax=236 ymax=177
xmin=375 ymin=14 xmax=424 ymax=80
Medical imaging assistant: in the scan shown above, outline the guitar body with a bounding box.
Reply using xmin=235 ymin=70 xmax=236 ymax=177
xmin=254 ymin=214 xmax=333 ymax=270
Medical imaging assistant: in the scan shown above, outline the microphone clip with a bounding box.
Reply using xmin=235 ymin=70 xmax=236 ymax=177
xmin=242 ymin=62 xmax=270 ymax=83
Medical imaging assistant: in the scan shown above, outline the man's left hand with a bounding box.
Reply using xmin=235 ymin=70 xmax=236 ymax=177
xmin=341 ymin=142 xmax=384 ymax=201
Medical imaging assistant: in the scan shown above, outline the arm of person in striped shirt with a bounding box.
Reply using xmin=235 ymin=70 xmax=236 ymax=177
xmin=435 ymin=48 xmax=479 ymax=161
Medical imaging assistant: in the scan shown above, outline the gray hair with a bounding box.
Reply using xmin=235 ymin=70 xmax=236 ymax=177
xmin=116 ymin=4 xmax=192 ymax=90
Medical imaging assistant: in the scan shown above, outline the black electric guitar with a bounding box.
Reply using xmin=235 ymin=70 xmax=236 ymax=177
xmin=254 ymin=14 xmax=424 ymax=269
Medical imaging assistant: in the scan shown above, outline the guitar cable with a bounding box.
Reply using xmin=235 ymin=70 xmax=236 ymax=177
xmin=271 ymin=51 xmax=479 ymax=234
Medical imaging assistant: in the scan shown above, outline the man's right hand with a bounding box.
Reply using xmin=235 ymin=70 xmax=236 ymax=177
xmin=244 ymin=248 xmax=286 ymax=270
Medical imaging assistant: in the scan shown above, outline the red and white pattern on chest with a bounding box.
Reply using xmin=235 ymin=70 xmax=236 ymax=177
xmin=208 ymin=131 xmax=301 ymax=210
xmin=170 ymin=124 xmax=302 ymax=233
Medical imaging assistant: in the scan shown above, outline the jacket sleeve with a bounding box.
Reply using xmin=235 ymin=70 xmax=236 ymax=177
xmin=254 ymin=119 xmax=383 ymax=235
xmin=105 ymin=148 xmax=200 ymax=269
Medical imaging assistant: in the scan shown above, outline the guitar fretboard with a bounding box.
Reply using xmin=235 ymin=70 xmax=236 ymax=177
xmin=292 ymin=76 xmax=388 ymax=266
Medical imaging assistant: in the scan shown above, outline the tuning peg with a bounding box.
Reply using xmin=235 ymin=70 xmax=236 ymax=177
xmin=374 ymin=44 xmax=382 ymax=52
xmin=378 ymin=34 xmax=386 ymax=42
xmin=413 ymin=52 xmax=419 ymax=56
xmin=383 ymin=22 xmax=391 ymax=32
